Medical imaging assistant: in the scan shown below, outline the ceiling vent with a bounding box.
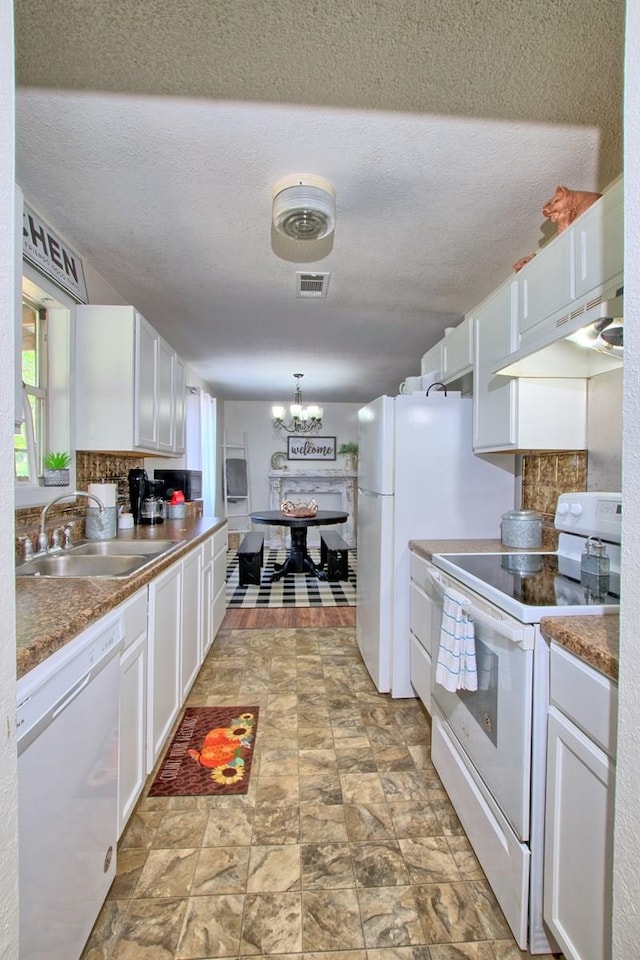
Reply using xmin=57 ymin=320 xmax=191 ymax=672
xmin=296 ymin=272 xmax=330 ymax=299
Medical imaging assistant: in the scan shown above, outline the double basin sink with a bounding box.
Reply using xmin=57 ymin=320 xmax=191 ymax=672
xmin=16 ymin=539 xmax=186 ymax=579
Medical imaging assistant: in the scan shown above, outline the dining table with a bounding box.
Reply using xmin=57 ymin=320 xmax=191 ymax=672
xmin=249 ymin=509 xmax=349 ymax=581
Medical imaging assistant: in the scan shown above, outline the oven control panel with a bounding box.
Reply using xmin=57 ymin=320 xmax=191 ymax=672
xmin=554 ymin=492 xmax=622 ymax=543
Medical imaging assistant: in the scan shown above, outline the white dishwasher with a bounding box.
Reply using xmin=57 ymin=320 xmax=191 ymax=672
xmin=17 ymin=612 xmax=123 ymax=960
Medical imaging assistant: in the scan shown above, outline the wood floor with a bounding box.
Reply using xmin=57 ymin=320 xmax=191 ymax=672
xmin=221 ymin=605 xmax=356 ymax=629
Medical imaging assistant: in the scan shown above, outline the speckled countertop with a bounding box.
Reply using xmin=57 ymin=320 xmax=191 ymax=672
xmin=409 ymin=538 xmax=619 ymax=682
xmin=16 ymin=517 xmax=226 ymax=679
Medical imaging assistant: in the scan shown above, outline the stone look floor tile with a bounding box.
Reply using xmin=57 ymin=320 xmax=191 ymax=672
xmin=246 ymin=844 xmax=302 ymax=891
xmin=240 ymin=892 xmax=303 ymax=955
xmin=80 ymin=625 xmax=534 ymax=960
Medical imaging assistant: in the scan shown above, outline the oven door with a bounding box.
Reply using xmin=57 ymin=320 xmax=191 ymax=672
xmin=428 ymin=567 xmax=535 ymax=841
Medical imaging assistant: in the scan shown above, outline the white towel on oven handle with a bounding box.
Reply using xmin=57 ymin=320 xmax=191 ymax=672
xmin=435 ymin=587 xmax=478 ymax=692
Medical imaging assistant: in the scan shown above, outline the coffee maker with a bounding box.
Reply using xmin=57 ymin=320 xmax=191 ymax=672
xmin=128 ymin=468 xmax=148 ymax=525
xmin=141 ymin=479 xmax=165 ymax=525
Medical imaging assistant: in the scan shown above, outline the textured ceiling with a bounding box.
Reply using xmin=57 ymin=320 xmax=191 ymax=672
xmin=14 ymin=0 xmax=625 ymax=402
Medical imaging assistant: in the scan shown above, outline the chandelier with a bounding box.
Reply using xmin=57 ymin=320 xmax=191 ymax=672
xmin=272 ymin=374 xmax=323 ymax=433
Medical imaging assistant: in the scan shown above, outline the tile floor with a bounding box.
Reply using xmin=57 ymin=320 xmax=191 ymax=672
xmin=82 ymin=623 xmax=561 ymax=959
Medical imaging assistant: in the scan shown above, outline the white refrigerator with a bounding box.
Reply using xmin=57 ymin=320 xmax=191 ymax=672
xmin=356 ymin=393 xmax=515 ymax=698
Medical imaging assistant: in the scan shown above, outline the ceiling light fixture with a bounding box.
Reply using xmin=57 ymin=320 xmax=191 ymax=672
xmin=272 ymin=373 xmax=323 ymax=433
xmin=272 ymin=175 xmax=336 ymax=241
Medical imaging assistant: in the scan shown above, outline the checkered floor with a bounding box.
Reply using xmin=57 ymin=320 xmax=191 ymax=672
xmin=225 ymin=548 xmax=357 ymax=608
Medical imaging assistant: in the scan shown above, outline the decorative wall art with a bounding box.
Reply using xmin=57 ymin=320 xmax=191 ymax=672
xmin=287 ymin=436 xmax=336 ymax=461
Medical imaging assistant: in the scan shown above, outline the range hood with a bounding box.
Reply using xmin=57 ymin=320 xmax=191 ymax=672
xmin=493 ymin=293 xmax=623 ymax=378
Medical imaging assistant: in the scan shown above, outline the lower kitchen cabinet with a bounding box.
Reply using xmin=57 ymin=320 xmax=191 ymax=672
xmin=409 ymin=551 xmax=437 ymax=714
xmin=180 ymin=544 xmax=203 ymax=702
xmin=544 ymin=642 xmax=617 ymax=960
xmin=202 ymin=524 xmax=228 ymax=659
xmin=147 ymin=561 xmax=182 ymax=772
xmin=118 ymin=589 xmax=148 ymax=837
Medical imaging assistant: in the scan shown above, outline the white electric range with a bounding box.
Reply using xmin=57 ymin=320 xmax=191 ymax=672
xmin=425 ymin=492 xmax=621 ymax=954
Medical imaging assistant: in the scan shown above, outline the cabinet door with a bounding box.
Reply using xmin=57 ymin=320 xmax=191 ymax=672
xmin=212 ymin=544 xmax=228 ymax=639
xmin=172 ymin=355 xmax=186 ymax=454
xmin=518 ymin=231 xmax=573 ymax=342
xmin=180 ymin=546 xmax=202 ymax=701
xmin=119 ymin=629 xmax=147 ymax=836
xmin=157 ymin=337 xmax=174 ymax=453
xmin=544 ymin=706 xmax=614 ymax=960
xmin=442 ymin=317 xmax=473 ymax=382
xmin=134 ymin=313 xmax=158 ymax=449
xmin=573 ymin=179 xmax=623 ymax=301
xmin=420 ymin=341 xmax=442 ymax=380
xmin=147 ymin=562 xmax=182 ymax=771
xmin=473 ymin=281 xmax=518 ymax=450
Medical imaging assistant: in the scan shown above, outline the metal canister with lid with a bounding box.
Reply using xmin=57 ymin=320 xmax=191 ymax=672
xmin=500 ymin=509 xmax=542 ymax=548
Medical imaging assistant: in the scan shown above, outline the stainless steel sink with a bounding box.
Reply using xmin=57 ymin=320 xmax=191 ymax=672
xmin=16 ymin=554 xmax=151 ymax=578
xmin=67 ymin=539 xmax=182 ymax=558
xmin=16 ymin=538 xmax=186 ymax=578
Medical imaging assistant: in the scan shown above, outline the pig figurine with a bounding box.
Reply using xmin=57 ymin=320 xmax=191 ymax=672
xmin=541 ymin=185 xmax=602 ymax=233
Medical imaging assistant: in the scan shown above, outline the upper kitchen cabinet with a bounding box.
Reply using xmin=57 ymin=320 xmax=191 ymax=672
xmin=472 ymin=278 xmax=587 ymax=453
xmin=75 ymin=305 xmax=185 ymax=455
xmin=420 ymin=342 xmax=443 ymax=382
xmin=495 ymin=178 xmax=623 ymax=378
xmin=441 ymin=316 xmax=474 ymax=384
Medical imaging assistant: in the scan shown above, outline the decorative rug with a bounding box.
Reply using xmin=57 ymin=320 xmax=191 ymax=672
xmin=225 ymin=548 xmax=357 ymax=608
xmin=148 ymin=706 xmax=259 ymax=797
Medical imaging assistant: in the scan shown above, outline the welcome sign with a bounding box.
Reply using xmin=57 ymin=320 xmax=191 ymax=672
xmin=23 ymin=202 xmax=88 ymax=303
xmin=287 ymin=436 xmax=336 ymax=461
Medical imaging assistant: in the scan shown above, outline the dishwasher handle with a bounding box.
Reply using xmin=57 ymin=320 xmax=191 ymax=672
xmin=17 ymin=641 xmax=121 ymax=756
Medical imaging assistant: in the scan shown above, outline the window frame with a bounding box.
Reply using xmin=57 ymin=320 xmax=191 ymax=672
xmin=15 ymin=265 xmax=75 ymax=508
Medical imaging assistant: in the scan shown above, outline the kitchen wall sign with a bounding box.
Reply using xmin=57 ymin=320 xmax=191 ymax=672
xmin=287 ymin=436 xmax=336 ymax=461
xmin=23 ymin=201 xmax=88 ymax=303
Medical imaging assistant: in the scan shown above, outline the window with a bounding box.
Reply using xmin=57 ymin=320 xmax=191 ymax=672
xmin=15 ymin=297 xmax=47 ymax=483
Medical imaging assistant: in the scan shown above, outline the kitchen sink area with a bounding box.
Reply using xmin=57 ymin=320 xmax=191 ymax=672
xmin=16 ymin=538 xmax=186 ymax=578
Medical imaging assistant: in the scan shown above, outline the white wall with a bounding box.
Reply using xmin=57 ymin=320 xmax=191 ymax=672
xmin=587 ymin=367 xmax=623 ymax=491
xmin=613 ymin=4 xmax=640 ymax=955
xmin=0 ymin=0 xmax=19 ymax=955
xmin=222 ymin=399 xmax=361 ymax=519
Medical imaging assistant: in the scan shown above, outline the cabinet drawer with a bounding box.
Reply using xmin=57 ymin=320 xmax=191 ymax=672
xmin=410 ymin=551 xmax=430 ymax=591
xmin=550 ymin=643 xmax=617 ymax=758
xmin=214 ymin=548 xmax=228 ymax=590
xmin=410 ymin=632 xmax=431 ymax=713
xmin=213 ymin=525 xmax=228 ymax=557
xmin=202 ymin=533 xmax=215 ymax=565
xmin=121 ymin=588 xmax=148 ymax=650
xmin=410 ymin=581 xmax=431 ymax=652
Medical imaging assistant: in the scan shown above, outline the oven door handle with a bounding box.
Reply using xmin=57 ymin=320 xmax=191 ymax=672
xmin=427 ymin=569 xmax=534 ymax=649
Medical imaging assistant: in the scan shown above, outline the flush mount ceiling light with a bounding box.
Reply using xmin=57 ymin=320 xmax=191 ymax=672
xmin=272 ymin=175 xmax=336 ymax=241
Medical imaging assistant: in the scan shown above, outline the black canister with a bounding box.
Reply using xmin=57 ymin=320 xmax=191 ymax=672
xmin=128 ymin=468 xmax=148 ymax=525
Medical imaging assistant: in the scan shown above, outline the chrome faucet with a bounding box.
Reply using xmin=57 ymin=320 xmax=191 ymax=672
xmin=38 ymin=491 xmax=105 ymax=554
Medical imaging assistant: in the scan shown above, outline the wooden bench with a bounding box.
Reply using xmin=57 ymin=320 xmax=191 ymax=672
xmin=320 ymin=531 xmax=349 ymax=581
xmin=238 ymin=532 xmax=264 ymax=586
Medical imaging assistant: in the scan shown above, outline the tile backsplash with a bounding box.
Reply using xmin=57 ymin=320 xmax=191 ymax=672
xmin=521 ymin=451 xmax=588 ymax=519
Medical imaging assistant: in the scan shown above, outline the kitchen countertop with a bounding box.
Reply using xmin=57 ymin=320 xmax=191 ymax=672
xmin=16 ymin=517 xmax=227 ymax=679
xmin=409 ymin=538 xmax=619 ymax=682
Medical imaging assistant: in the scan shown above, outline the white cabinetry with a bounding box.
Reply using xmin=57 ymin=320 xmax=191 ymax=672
xmin=495 ymin=179 xmax=623 ymax=377
xmin=544 ymin=643 xmax=617 ymax=960
xmin=118 ymin=588 xmax=148 ymax=836
xmin=472 ymin=279 xmax=587 ymax=453
xmin=409 ymin=551 xmax=438 ymax=714
xmin=75 ymin=304 xmax=185 ymax=455
xmin=180 ymin=544 xmax=203 ymax=702
xmin=442 ymin=316 xmax=474 ymax=383
xmin=420 ymin=342 xmax=443 ymax=381
xmin=147 ymin=561 xmax=182 ymax=771
xmin=203 ymin=524 xmax=228 ymax=659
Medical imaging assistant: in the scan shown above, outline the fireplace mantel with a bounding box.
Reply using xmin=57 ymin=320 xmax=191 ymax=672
xmin=267 ymin=470 xmax=357 ymax=548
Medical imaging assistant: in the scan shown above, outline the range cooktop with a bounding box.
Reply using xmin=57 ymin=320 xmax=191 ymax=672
xmin=432 ymin=551 xmax=620 ymax=622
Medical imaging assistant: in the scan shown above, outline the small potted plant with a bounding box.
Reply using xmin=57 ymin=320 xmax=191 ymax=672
xmin=42 ymin=450 xmax=72 ymax=487
xmin=338 ymin=441 xmax=358 ymax=471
